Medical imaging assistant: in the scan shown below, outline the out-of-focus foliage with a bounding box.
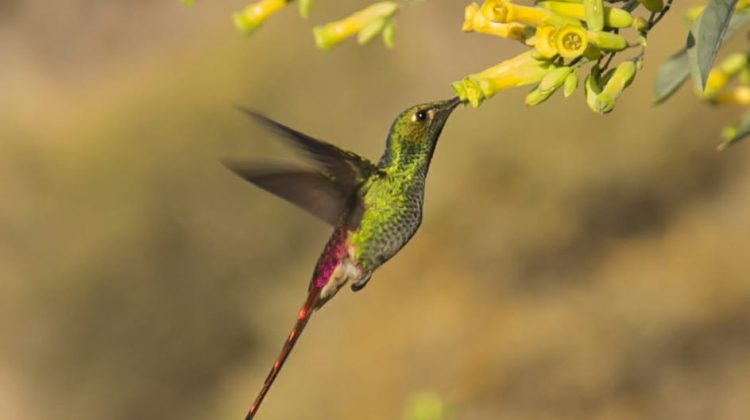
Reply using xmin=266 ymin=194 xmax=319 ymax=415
xmin=656 ymin=1 xmax=750 ymax=149
xmin=5 ymin=1 xmax=750 ymax=420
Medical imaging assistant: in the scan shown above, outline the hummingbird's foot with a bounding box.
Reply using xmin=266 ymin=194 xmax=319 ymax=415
xmin=351 ymin=273 xmax=372 ymax=292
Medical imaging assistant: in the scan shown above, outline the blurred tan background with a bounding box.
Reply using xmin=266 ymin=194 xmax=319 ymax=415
xmin=2 ymin=1 xmax=750 ymax=419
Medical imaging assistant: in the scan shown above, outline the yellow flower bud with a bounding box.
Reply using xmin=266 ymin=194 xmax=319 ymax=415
xmin=563 ymin=71 xmax=578 ymax=97
xmin=587 ymin=30 xmax=628 ymax=51
xmin=555 ymin=25 xmax=588 ymax=58
xmin=585 ymin=67 xmax=604 ymax=113
xmin=595 ymin=61 xmax=636 ymax=113
xmin=233 ymin=0 xmax=289 ymax=36
xmin=538 ymin=66 xmax=573 ymax=93
xmin=584 ymin=0 xmax=605 ymax=32
xmin=525 ymin=66 xmax=573 ymax=106
xmin=536 ymin=1 xmax=634 ymax=28
xmin=525 ymin=88 xmax=550 ymax=106
xmin=313 ymin=2 xmax=399 ymax=50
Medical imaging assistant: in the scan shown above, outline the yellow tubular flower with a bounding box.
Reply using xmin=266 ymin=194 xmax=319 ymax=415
xmin=454 ymin=51 xmax=552 ymax=107
xmin=555 ymin=25 xmax=588 ymax=58
xmin=313 ymin=2 xmax=399 ymax=50
xmin=481 ymin=0 xmax=577 ymax=27
xmin=534 ymin=25 xmax=558 ymax=57
xmin=713 ymin=86 xmax=750 ymax=105
xmin=464 ymin=2 xmax=531 ymax=40
xmin=233 ymin=0 xmax=289 ymax=36
xmin=463 ymin=3 xmax=482 ymax=31
xmin=481 ymin=22 xmax=531 ymax=40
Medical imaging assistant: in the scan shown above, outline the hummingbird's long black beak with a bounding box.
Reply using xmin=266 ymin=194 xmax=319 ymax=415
xmin=447 ymin=96 xmax=461 ymax=110
xmin=434 ymin=97 xmax=461 ymax=121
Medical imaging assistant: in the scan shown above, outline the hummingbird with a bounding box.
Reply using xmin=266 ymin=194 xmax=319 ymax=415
xmin=225 ymin=97 xmax=460 ymax=419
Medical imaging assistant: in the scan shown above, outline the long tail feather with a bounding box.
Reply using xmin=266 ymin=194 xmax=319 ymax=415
xmin=245 ymin=289 xmax=321 ymax=420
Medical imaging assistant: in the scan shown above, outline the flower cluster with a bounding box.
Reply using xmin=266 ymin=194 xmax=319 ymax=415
xmin=454 ymin=0 xmax=664 ymax=113
xmin=313 ymin=2 xmax=399 ymax=50
xmin=229 ymin=0 xmax=400 ymax=50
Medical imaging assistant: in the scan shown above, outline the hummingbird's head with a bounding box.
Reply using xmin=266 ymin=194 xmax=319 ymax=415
xmin=380 ymin=97 xmax=461 ymax=169
xmin=393 ymin=97 xmax=461 ymax=143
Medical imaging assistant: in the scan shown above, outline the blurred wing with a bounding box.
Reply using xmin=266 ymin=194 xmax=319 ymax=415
xmin=236 ymin=106 xmax=381 ymax=187
xmin=224 ymin=162 xmax=352 ymax=226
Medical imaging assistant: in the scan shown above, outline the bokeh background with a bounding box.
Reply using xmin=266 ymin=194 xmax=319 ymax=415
xmin=3 ymin=1 xmax=750 ymax=419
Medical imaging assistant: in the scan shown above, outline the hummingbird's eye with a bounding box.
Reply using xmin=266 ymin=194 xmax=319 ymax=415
xmin=412 ymin=110 xmax=427 ymax=123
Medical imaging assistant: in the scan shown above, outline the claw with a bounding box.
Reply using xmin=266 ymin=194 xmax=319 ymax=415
xmin=351 ymin=273 xmax=372 ymax=291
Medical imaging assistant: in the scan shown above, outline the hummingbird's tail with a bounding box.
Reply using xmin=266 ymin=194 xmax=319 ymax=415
xmin=245 ymin=289 xmax=321 ymax=420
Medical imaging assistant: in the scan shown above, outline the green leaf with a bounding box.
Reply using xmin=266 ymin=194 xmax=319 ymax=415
xmin=719 ymin=110 xmax=750 ymax=150
xmin=654 ymin=49 xmax=689 ymax=103
xmin=654 ymin=11 xmax=750 ymax=103
xmin=687 ymin=0 xmax=737 ymax=93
